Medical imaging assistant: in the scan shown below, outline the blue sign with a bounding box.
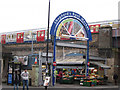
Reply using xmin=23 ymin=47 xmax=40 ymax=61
xmin=8 ymin=73 xmax=12 ymax=84
xmin=50 ymin=11 xmax=92 ymax=41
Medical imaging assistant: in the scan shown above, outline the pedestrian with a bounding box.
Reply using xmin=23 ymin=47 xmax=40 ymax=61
xmin=113 ymin=73 xmax=118 ymax=85
xmin=58 ymin=69 xmax=63 ymax=84
xmin=13 ymin=70 xmax=19 ymax=90
xmin=71 ymin=69 xmax=75 ymax=75
xmin=21 ymin=69 xmax=30 ymax=90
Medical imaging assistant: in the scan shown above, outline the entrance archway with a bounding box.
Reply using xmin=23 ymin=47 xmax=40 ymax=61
xmin=50 ymin=11 xmax=92 ymax=86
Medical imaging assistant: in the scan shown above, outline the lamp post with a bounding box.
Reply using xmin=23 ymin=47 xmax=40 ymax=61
xmin=26 ymin=32 xmax=35 ymax=61
xmin=46 ymin=0 xmax=50 ymax=76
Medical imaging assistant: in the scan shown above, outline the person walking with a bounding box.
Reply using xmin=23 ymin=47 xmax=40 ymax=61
xmin=21 ymin=69 xmax=29 ymax=90
xmin=13 ymin=71 xmax=19 ymax=90
xmin=59 ymin=69 xmax=63 ymax=84
xmin=113 ymin=73 xmax=118 ymax=85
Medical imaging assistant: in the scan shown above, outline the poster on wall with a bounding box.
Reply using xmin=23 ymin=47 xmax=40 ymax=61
xmin=14 ymin=56 xmax=28 ymax=65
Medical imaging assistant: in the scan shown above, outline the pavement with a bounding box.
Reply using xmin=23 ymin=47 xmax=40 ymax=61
xmin=1 ymin=83 xmax=120 ymax=90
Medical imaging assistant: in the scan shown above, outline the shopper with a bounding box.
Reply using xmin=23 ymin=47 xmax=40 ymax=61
xmin=71 ymin=69 xmax=76 ymax=75
xmin=71 ymin=69 xmax=75 ymax=75
xmin=13 ymin=71 xmax=19 ymax=90
xmin=21 ymin=69 xmax=29 ymax=90
xmin=59 ymin=69 xmax=63 ymax=84
xmin=113 ymin=73 xmax=118 ymax=85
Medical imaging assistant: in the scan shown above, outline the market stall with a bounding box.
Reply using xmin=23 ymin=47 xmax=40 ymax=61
xmin=79 ymin=68 xmax=108 ymax=86
xmin=56 ymin=68 xmax=85 ymax=84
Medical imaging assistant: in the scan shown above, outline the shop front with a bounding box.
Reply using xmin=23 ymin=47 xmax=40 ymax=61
xmin=56 ymin=60 xmax=85 ymax=84
xmin=83 ymin=63 xmax=110 ymax=86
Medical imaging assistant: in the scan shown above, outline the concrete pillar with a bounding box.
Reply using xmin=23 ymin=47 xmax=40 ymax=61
xmin=107 ymin=58 xmax=114 ymax=82
xmin=2 ymin=58 xmax=9 ymax=82
xmin=0 ymin=59 xmax=3 ymax=88
xmin=38 ymin=52 xmax=43 ymax=86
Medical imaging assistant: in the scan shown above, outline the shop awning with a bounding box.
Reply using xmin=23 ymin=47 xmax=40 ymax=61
xmin=90 ymin=61 xmax=111 ymax=69
xmin=57 ymin=61 xmax=84 ymax=65
xmin=56 ymin=66 xmax=84 ymax=69
xmin=89 ymin=56 xmax=107 ymax=61
xmin=56 ymin=42 xmax=87 ymax=49
xmin=56 ymin=59 xmax=85 ymax=65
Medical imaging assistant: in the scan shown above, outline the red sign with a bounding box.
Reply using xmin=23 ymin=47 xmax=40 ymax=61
xmin=87 ymin=62 xmax=90 ymax=66
xmin=53 ymin=61 xmax=56 ymax=66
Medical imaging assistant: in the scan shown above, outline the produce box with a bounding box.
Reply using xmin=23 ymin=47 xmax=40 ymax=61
xmin=83 ymin=81 xmax=91 ymax=87
xmin=83 ymin=82 xmax=87 ymax=86
xmin=62 ymin=77 xmax=74 ymax=84
xmin=62 ymin=79 xmax=73 ymax=84
xmin=91 ymin=80 xmax=97 ymax=86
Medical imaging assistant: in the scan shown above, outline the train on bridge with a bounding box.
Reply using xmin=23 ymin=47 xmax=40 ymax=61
xmin=0 ymin=29 xmax=48 ymax=44
xmin=0 ymin=24 xmax=101 ymax=44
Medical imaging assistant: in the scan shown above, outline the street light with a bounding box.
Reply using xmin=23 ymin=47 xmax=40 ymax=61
xmin=46 ymin=0 xmax=50 ymax=76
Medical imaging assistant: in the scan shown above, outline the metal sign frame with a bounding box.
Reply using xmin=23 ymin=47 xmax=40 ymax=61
xmin=50 ymin=11 xmax=92 ymax=86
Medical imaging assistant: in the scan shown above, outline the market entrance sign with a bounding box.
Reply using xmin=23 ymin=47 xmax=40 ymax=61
xmin=50 ymin=11 xmax=92 ymax=41
xmin=50 ymin=11 xmax=92 ymax=86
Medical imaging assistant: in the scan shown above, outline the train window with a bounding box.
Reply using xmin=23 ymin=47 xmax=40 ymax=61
xmin=32 ymin=32 xmax=36 ymax=35
xmin=7 ymin=35 xmax=9 ymax=40
xmin=13 ymin=34 xmax=16 ymax=39
xmin=12 ymin=35 xmax=13 ymax=39
xmin=8 ymin=35 xmax=10 ymax=39
xmin=25 ymin=33 xmax=29 ymax=39
xmin=90 ymin=26 xmax=94 ymax=32
xmin=3 ymin=36 xmax=5 ymax=39
xmin=38 ymin=32 xmax=40 ymax=37
xmin=41 ymin=31 xmax=44 ymax=36
xmin=21 ymin=33 xmax=23 ymax=38
xmin=18 ymin=34 xmax=20 ymax=39
xmin=25 ymin=33 xmax=29 ymax=36
xmin=95 ymin=25 xmax=99 ymax=32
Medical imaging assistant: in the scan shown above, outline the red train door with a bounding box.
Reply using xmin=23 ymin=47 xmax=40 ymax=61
xmin=89 ymin=24 xmax=100 ymax=33
xmin=1 ymin=35 xmax=6 ymax=44
xmin=37 ymin=30 xmax=45 ymax=42
xmin=16 ymin=32 xmax=24 ymax=43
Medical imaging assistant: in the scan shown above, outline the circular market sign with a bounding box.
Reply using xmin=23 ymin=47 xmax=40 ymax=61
xmin=50 ymin=11 xmax=92 ymax=41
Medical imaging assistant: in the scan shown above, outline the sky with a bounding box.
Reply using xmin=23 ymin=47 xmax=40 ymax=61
xmin=0 ymin=0 xmax=119 ymax=33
